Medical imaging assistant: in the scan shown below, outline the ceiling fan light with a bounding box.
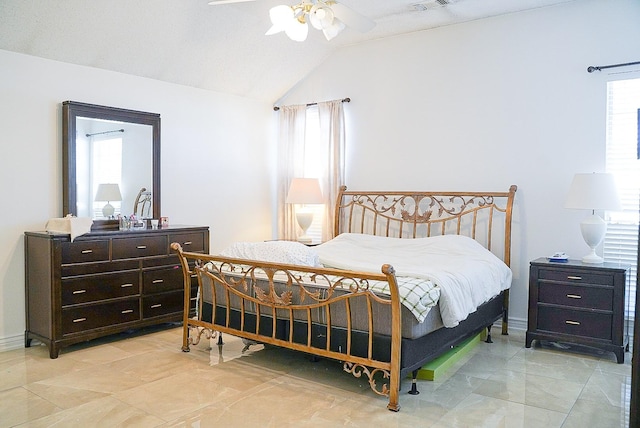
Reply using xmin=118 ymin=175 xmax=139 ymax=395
xmin=309 ymin=4 xmax=335 ymax=30
xmin=322 ymin=18 xmax=345 ymax=40
xmin=266 ymin=5 xmax=294 ymax=35
xmin=285 ymin=20 xmax=308 ymax=42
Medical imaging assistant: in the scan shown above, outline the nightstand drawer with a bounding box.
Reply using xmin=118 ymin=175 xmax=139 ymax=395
xmin=62 ymin=299 xmax=140 ymax=334
xmin=538 ymin=282 xmax=613 ymax=311
xmin=538 ymin=268 xmax=614 ymax=286
xmin=112 ymin=235 xmax=168 ymax=259
xmin=62 ymin=240 xmax=110 ymax=264
xmin=537 ymin=306 xmax=612 ymax=340
xmin=61 ymin=271 xmax=140 ymax=305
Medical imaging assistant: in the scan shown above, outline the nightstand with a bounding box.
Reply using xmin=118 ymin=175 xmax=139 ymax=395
xmin=526 ymin=258 xmax=630 ymax=363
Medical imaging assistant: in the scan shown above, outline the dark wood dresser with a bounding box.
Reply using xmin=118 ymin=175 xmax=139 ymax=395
xmin=526 ymin=258 xmax=630 ymax=363
xmin=24 ymin=225 xmax=209 ymax=358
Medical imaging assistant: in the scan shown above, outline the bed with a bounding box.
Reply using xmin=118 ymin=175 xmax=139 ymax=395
xmin=172 ymin=185 xmax=517 ymax=411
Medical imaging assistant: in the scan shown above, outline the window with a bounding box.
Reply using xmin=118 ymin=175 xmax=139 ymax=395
xmin=604 ymin=77 xmax=640 ymax=320
xmin=302 ymin=105 xmax=324 ymax=243
xmin=91 ymin=137 xmax=123 ymax=218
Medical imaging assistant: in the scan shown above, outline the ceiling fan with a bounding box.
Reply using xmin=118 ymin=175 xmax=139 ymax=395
xmin=208 ymin=0 xmax=376 ymax=41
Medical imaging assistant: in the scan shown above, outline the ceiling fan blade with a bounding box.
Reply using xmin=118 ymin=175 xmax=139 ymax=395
xmin=208 ymin=0 xmax=258 ymax=5
xmin=330 ymin=2 xmax=375 ymax=33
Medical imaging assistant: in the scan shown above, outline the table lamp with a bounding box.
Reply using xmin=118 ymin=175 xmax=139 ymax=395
xmin=286 ymin=178 xmax=323 ymax=244
xmin=565 ymin=173 xmax=621 ymax=263
xmin=95 ymin=183 xmax=122 ymax=218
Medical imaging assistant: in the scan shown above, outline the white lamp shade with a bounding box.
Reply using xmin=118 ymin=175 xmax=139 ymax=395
xmin=309 ymin=3 xmax=334 ymax=30
xmin=286 ymin=178 xmax=323 ymax=204
xmin=95 ymin=183 xmax=122 ymax=202
xmin=565 ymin=173 xmax=621 ymax=211
xmin=322 ymin=18 xmax=345 ymax=41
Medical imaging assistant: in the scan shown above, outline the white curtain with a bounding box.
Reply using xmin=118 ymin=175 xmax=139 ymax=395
xmin=277 ymin=105 xmax=307 ymax=240
xmin=317 ymin=100 xmax=345 ymax=241
xmin=276 ymin=99 xmax=346 ymax=241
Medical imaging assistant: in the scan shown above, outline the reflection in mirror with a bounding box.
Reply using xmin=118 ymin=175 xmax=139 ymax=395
xmin=75 ymin=117 xmax=153 ymax=219
xmin=63 ymin=101 xmax=160 ymax=230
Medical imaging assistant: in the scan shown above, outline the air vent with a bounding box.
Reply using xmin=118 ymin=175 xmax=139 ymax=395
xmin=412 ymin=0 xmax=458 ymax=11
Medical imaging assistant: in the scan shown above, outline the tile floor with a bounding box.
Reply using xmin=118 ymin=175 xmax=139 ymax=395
xmin=0 ymin=325 xmax=633 ymax=427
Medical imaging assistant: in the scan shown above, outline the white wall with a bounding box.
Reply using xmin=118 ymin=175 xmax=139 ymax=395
xmin=0 ymin=50 xmax=275 ymax=350
xmin=280 ymin=0 xmax=640 ymax=328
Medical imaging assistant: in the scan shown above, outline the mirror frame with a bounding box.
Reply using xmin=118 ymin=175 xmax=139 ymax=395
xmin=62 ymin=101 xmax=161 ymax=230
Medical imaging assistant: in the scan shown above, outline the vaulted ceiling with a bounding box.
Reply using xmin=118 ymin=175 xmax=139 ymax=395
xmin=0 ymin=0 xmax=577 ymax=103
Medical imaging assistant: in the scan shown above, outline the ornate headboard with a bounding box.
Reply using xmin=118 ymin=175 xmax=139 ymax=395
xmin=333 ymin=185 xmax=517 ymax=266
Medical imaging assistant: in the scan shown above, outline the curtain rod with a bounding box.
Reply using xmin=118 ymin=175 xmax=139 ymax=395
xmin=587 ymin=61 xmax=640 ymax=73
xmin=86 ymin=129 xmax=124 ymax=137
xmin=273 ymin=97 xmax=350 ymax=111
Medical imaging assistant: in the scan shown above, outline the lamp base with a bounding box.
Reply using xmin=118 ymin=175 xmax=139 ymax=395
xmin=582 ymin=250 xmax=604 ymax=264
xmin=579 ymin=213 xmax=607 ymax=264
xmin=102 ymin=202 xmax=115 ymax=218
xmin=296 ymin=235 xmax=313 ymax=245
xmin=295 ymin=211 xmax=314 ymax=244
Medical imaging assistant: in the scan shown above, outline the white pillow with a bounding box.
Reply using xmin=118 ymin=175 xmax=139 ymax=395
xmin=219 ymin=241 xmax=321 ymax=267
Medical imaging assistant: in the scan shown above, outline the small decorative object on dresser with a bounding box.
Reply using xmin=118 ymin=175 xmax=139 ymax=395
xmin=24 ymin=225 xmax=209 ymax=358
xmin=526 ymin=258 xmax=630 ymax=363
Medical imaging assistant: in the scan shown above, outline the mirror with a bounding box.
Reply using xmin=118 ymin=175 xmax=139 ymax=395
xmin=63 ymin=101 xmax=160 ymax=230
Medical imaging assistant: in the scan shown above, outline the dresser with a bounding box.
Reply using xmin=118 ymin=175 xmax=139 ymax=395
xmin=24 ymin=225 xmax=209 ymax=358
xmin=526 ymin=258 xmax=630 ymax=363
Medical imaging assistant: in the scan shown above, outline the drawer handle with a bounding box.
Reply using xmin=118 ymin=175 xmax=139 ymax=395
xmin=121 ymin=283 xmax=134 ymax=288
xmin=137 ymin=245 xmax=147 ymax=250
xmin=566 ymin=294 xmax=582 ymax=299
xmin=567 ymin=275 xmax=582 ymax=280
xmin=183 ymin=241 xmax=193 ymax=245
xmin=121 ymin=309 xmax=134 ymax=314
xmin=73 ymin=318 xmax=87 ymax=323
xmin=151 ymin=304 xmax=162 ymax=308
xmin=565 ymin=320 xmax=581 ymax=326
xmin=72 ymin=289 xmax=87 ymax=294
xmin=152 ymin=279 xmax=164 ymax=284
xmin=81 ymin=249 xmax=93 ymax=254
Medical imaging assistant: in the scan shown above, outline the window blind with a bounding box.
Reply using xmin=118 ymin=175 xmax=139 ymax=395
xmin=604 ymin=78 xmax=640 ymax=321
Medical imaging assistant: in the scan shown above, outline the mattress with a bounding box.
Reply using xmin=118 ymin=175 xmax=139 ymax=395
xmin=198 ymin=272 xmax=444 ymax=340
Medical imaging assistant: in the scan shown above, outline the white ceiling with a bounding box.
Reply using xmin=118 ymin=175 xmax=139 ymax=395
xmin=0 ymin=0 xmax=576 ymax=103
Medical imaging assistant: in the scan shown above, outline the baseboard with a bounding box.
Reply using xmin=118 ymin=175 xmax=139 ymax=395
xmin=0 ymin=333 xmax=25 ymax=353
xmin=500 ymin=316 xmax=527 ymax=332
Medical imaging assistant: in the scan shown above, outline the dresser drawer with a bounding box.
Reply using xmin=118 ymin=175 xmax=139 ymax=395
xmin=62 ymin=271 xmax=140 ymax=305
xmin=62 ymin=240 xmax=110 ymax=264
xmin=142 ymin=265 xmax=183 ymax=293
xmin=169 ymin=232 xmax=206 ymax=253
xmin=143 ymin=291 xmax=183 ymax=318
xmin=62 ymin=260 xmax=139 ymax=277
xmin=538 ymin=282 xmax=613 ymax=311
xmin=62 ymin=299 xmax=140 ymax=334
xmin=112 ymin=235 xmax=168 ymax=259
xmin=537 ymin=306 xmax=612 ymax=340
xmin=538 ymin=268 xmax=614 ymax=286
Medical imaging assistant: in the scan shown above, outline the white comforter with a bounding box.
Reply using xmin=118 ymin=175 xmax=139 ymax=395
xmin=314 ymin=233 xmax=512 ymax=328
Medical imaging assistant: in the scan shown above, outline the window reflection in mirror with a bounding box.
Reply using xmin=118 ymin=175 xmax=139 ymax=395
xmin=75 ymin=117 xmax=153 ymax=219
